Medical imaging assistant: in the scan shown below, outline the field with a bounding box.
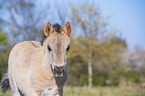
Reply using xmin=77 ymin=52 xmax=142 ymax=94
xmin=0 ymin=86 xmax=145 ymax=96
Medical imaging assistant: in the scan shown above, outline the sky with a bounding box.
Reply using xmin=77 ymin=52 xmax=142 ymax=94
xmin=60 ymin=0 xmax=145 ymax=48
xmin=93 ymin=0 xmax=145 ymax=48
xmin=1 ymin=0 xmax=145 ymax=48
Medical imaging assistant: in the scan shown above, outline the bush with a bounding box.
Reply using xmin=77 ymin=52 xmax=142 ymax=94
xmin=93 ymin=74 xmax=105 ymax=86
xmin=80 ymin=75 xmax=88 ymax=86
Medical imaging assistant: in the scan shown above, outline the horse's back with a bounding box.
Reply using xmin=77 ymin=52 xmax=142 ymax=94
xmin=9 ymin=41 xmax=41 ymax=66
xmin=8 ymin=41 xmax=41 ymax=94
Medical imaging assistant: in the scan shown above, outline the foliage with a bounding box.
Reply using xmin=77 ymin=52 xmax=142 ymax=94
xmin=93 ymin=75 xmax=105 ymax=86
xmin=70 ymin=4 xmax=109 ymax=87
xmin=0 ymin=27 xmax=11 ymax=80
xmin=66 ymin=35 xmax=127 ymax=86
xmin=0 ymin=0 xmax=49 ymax=45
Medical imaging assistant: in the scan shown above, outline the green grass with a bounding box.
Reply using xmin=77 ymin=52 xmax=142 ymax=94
xmin=64 ymin=86 xmax=145 ymax=96
xmin=0 ymin=86 xmax=145 ymax=96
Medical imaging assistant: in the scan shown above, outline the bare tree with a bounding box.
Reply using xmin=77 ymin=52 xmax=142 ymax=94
xmin=0 ymin=0 xmax=50 ymax=45
xmin=124 ymin=46 xmax=145 ymax=73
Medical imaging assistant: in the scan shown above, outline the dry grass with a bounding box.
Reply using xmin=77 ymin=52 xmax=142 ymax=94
xmin=63 ymin=86 xmax=145 ymax=96
xmin=0 ymin=86 xmax=145 ymax=96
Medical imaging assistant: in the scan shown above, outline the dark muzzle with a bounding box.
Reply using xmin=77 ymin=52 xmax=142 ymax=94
xmin=54 ymin=66 xmax=65 ymax=78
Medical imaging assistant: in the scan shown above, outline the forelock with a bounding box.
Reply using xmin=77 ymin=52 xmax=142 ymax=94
xmin=53 ymin=24 xmax=62 ymax=33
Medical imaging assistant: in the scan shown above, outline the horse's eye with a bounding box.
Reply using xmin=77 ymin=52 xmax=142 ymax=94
xmin=66 ymin=45 xmax=70 ymax=52
xmin=47 ymin=45 xmax=52 ymax=52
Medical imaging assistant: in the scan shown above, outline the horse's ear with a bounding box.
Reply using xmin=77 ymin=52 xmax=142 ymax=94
xmin=44 ymin=22 xmax=53 ymax=37
xmin=63 ymin=22 xmax=72 ymax=36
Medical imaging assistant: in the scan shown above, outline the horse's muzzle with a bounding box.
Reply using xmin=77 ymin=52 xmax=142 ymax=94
xmin=54 ymin=66 xmax=65 ymax=78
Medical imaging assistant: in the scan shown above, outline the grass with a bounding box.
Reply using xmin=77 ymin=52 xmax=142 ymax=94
xmin=0 ymin=86 xmax=145 ymax=96
xmin=63 ymin=86 xmax=145 ymax=96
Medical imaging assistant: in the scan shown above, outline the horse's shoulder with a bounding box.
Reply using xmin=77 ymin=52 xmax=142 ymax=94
xmin=30 ymin=41 xmax=41 ymax=48
xmin=15 ymin=41 xmax=41 ymax=48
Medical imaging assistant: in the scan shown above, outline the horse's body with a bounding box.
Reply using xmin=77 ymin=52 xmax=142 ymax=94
xmin=1 ymin=22 xmax=72 ymax=96
xmin=9 ymin=41 xmax=66 ymax=96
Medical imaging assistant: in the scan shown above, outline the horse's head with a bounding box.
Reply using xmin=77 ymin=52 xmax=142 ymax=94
xmin=42 ymin=22 xmax=72 ymax=78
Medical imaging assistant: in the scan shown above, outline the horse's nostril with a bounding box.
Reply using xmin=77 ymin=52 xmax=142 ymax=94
xmin=59 ymin=68 xmax=64 ymax=73
xmin=54 ymin=66 xmax=65 ymax=74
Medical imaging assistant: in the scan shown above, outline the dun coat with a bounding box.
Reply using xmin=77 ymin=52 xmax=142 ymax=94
xmin=1 ymin=22 xmax=72 ymax=96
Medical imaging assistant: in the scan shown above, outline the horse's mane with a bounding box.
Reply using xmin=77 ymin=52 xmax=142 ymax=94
xmin=53 ymin=23 xmax=62 ymax=33
xmin=41 ymin=23 xmax=62 ymax=46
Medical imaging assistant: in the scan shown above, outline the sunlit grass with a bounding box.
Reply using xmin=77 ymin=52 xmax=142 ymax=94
xmin=0 ymin=89 xmax=12 ymax=96
xmin=0 ymin=86 xmax=145 ymax=96
xmin=64 ymin=86 xmax=145 ymax=96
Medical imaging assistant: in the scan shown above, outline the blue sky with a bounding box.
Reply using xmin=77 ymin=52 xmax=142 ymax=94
xmin=93 ymin=0 xmax=145 ymax=48
xmin=2 ymin=0 xmax=145 ymax=48
xmin=57 ymin=0 xmax=145 ymax=48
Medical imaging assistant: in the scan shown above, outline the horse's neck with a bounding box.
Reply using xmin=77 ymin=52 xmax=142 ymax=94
xmin=39 ymin=47 xmax=54 ymax=77
xmin=32 ymin=47 xmax=55 ymax=85
xmin=32 ymin=47 xmax=52 ymax=75
xmin=33 ymin=46 xmax=67 ymax=89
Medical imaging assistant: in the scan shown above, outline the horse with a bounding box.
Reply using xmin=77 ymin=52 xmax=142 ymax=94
xmin=1 ymin=22 xmax=72 ymax=96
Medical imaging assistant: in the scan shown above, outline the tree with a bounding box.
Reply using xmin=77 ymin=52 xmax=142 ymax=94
xmin=0 ymin=0 xmax=50 ymax=45
xmin=69 ymin=4 xmax=127 ymax=87
xmin=70 ymin=4 xmax=108 ymax=87
xmin=66 ymin=35 xmax=126 ymax=86
xmin=124 ymin=46 xmax=145 ymax=73
xmin=0 ymin=27 xmax=10 ymax=80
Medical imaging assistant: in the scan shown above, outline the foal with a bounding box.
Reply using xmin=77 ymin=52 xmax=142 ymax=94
xmin=1 ymin=22 xmax=72 ymax=96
